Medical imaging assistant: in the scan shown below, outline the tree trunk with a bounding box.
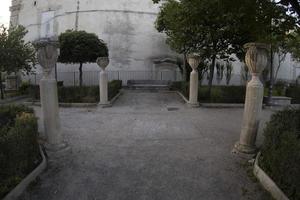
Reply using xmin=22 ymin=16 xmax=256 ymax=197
xmin=0 ymin=72 xmax=4 ymax=100
xmin=55 ymin=63 xmax=58 ymax=81
xmin=267 ymin=46 xmax=274 ymax=105
xmin=208 ymin=54 xmax=216 ymax=98
xmin=182 ymin=54 xmax=187 ymax=82
xmin=79 ymin=63 xmax=83 ymax=87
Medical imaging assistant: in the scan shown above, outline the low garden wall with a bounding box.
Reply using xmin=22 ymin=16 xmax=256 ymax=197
xmin=0 ymin=105 xmax=41 ymax=199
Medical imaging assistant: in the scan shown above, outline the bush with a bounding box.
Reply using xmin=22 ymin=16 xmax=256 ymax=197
xmin=260 ymin=109 xmax=300 ymax=200
xmin=172 ymin=82 xmax=246 ymax=103
xmin=0 ymin=105 xmax=40 ymax=198
xmin=0 ymin=105 xmax=33 ymax=128
xmin=18 ymin=81 xmax=30 ymax=95
xmin=58 ymin=86 xmax=99 ymax=103
xmin=286 ymin=85 xmax=300 ymax=104
xmin=27 ymin=80 xmax=122 ymax=103
xmin=108 ymin=80 xmax=122 ymax=100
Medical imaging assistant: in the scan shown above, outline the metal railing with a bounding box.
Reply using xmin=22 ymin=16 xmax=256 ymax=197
xmin=23 ymin=70 xmax=184 ymax=86
xmin=22 ymin=70 xmax=297 ymax=87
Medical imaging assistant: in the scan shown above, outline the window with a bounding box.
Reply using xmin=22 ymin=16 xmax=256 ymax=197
xmin=40 ymin=11 xmax=55 ymax=38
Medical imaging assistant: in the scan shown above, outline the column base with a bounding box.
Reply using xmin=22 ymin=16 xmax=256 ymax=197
xmin=187 ymin=102 xmax=200 ymax=108
xmin=44 ymin=142 xmax=70 ymax=153
xmin=98 ymin=102 xmax=112 ymax=108
xmin=232 ymin=142 xmax=257 ymax=154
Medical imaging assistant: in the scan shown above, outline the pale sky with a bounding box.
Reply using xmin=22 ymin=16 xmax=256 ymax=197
xmin=0 ymin=0 xmax=11 ymax=27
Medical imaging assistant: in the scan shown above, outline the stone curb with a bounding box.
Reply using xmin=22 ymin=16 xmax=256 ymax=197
xmin=110 ymin=90 xmax=122 ymax=105
xmin=23 ymin=101 xmax=97 ymax=108
xmin=175 ymin=91 xmax=189 ymax=104
xmin=253 ymin=152 xmax=289 ymax=200
xmin=0 ymin=95 xmax=29 ymax=104
xmin=200 ymin=103 xmax=245 ymax=108
xmin=3 ymin=146 xmax=47 ymax=200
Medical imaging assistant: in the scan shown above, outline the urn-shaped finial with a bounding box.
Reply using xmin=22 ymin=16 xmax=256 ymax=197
xmin=34 ymin=38 xmax=59 ymax=77
xmin=244 ymin=43 xmax=269 ymax=75
xmin=187 ymin=53 xmax=201 ymax=70
xmin=96 ymin=57 xmax=109 ymax=71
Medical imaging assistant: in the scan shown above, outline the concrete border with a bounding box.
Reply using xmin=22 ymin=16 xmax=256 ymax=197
xmin=23 ymin=101 xmax=97 ymax=108
xmin=109 ymin=90 xmax=122 ymax=105
xmin=0 ymin=95 xmax=29 ymax=104
xmin=253 ymin=152 xmax=289 ymax=200
xmin=175 ymin=91 xmax=189 ymax=104
xmin=3 ymin=146 xmax=47 ymax=200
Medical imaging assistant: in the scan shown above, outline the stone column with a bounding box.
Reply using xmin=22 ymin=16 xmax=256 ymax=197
xmin=35 ymin=38 xmax=66 ymax=151
xmin=234 ymin=43 xmax=269 ymax=154
xmin=187 ymin=53 xmax=201 ymax=107
xmin=97 ymin=57 xmax=110 ymax=106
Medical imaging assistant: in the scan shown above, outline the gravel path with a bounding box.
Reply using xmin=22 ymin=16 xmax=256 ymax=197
xmin=20 ymin=90 xmax=272 ymax=200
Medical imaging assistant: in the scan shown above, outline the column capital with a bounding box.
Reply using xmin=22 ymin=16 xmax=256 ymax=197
xmin=97 ymin=57 xmax=109 ymax=71
xmin=34 ymin=38 xmax=59 ymax=78
xmin=244 ymin=42 xmax=269 ymax=76
xmin=187 ymin=53 xmax=201 ymax=71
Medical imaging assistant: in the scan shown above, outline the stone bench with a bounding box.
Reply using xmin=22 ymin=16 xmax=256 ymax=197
xmin=127 ymin=80 xmax=171 ymax=90
xmin=264 ymin=96 xmax=292 ymax=106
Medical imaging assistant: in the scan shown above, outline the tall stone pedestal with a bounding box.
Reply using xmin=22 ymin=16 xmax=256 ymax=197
xmin=35 ymin=38 xmax=67 ymax=152
xmin=40 ymin=79 xmax=66 ymax=150
xmin=99 ymin=70 xmax=109 ymax=105
xmin=187 ymin=54 xmax=200 ymax=107
xmin=234 ymin=43 xmax=269 ymax=154
xmin=188 ymin=69 xmax=199 ymax=107
xmin=234 ymin=76 xmax=264 ymax=153
xmin=97 ymin=57 xmax=110 ymax=107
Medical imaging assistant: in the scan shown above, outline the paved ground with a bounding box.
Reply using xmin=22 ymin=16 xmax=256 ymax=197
xmin=20 ymin=90 xmax=273 ymax=200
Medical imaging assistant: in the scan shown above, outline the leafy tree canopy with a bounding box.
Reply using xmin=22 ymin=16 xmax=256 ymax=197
xmin=0 ymin=25 xmax=36 ymax=74
xmin=155 ymin=0 xmax=297 ymax=61
xmin=58 ymin=30 xmax=108 ymax=64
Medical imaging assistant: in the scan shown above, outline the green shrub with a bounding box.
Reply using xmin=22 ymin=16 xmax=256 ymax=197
xmin=18 ymin=82 xmax=31 ymax=95
xmin=27 ymin=80 xmax=122 ymax=103
xmin=170 ymin=81 xmax=189 ymax=97
xmin=173 ymin=81 xmax=246 ymax=103
xmin=58 ymin=86 xmax=99 ymax=103
xmin=0 ymin=105 xmax=33 ymax=128
xmin=286 ymin=85 xmax=300 ymax=104
xmin=260 ymin=109 xmax=300 ymax=200
xmin=108 ymin=80 xmax=122 ymax=100
xmin=0 ymin=105 xmax=40 ymax=198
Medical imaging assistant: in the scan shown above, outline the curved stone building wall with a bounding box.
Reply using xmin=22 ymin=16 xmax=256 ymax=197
xmin=12 ymin=0 xmax=177 ymax=71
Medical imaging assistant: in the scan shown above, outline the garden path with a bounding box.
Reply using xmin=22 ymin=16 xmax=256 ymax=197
xmin=20 ymin=90 xmax=273 ymax=200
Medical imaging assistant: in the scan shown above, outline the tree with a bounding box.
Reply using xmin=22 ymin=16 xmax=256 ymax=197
xmin=58 ymin=30 xmax=108 ymax=86
xmin=155 ymin=0 xmax=297 ymax=98
xmin=279 ymin=0 xmax=300 ymax=20
xmin=0 ymin=25 xmax=36 ymax=99
xmin=155 ymin=0 xmax=295 ymax=97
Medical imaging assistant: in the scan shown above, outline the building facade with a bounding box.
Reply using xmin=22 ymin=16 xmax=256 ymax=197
xmin=10 ymin=0 xmax=178 ymax=73
xmin=10 ymin=0 xmax=300 ymax=85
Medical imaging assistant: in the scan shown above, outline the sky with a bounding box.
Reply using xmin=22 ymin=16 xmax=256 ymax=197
xmin=0 ymin=0 xmax=11 ymax=27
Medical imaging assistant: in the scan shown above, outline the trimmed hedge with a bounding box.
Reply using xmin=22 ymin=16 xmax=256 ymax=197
xmin=28 ymin=80 xmax=122 ymax=103
xmin=171 ymin=81 xmax=246 ymax=103
xmin=0 ymin=105 xmax=40 ymax=198
xmin=260 ymin=109 xmax=300 ymax=200
xmin=286 ymin=86 xmax=300 ymax=104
